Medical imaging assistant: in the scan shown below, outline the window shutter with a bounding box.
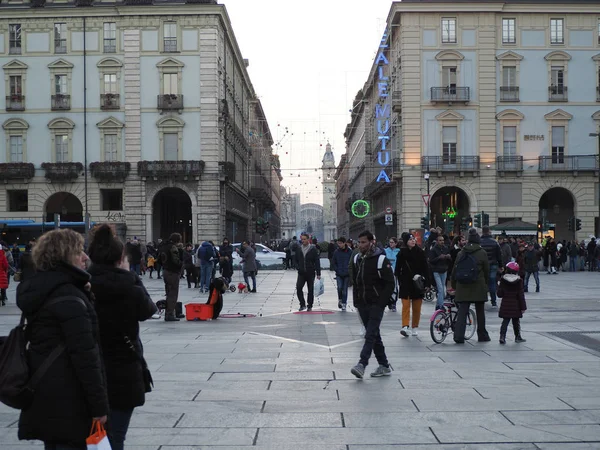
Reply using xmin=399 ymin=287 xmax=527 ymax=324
xmin=442 ymin=126 xmax=457 ymax=143
xmin=552 ymin=126 xmax=565 ymax=147
xmin=164 ymin=133 xmax=178 ymax=161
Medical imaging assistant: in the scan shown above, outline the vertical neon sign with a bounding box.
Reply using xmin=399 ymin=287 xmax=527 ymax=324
xmin=375 ymin=31 xmax=391 ymax=183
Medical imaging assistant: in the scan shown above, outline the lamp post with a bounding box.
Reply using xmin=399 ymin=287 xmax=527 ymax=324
xmin=589 ymin=132 xmax=600 ymax=237
xmin=424 ymin=172 xmax=430 ymax=228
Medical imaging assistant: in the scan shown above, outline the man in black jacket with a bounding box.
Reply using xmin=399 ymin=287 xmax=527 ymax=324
xmin=480 ymin=226 xmax=502 ymax=307
xmin=159 ymin=233 xmax=183 ymax=321
xmin=349 ymin=230 xmax=395 ymax=379
xmin=294 ymin=233 xmax=321 ymax=311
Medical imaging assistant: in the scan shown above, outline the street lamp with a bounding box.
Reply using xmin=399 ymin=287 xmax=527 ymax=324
xmin=590 ymin=132 xmax=600 ymax=237
xmin=424 ymin=173 xmax=430 ymax=229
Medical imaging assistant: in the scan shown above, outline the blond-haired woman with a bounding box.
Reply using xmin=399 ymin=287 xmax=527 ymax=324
xmin=16 ymin=229 xmax=108 ymax=450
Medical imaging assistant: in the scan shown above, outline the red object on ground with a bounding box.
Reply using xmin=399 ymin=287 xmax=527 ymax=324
xmin=293 ymin=310 xmax=335 ymax=315
xmin=185 ymin=303 xmax=214 ymax=321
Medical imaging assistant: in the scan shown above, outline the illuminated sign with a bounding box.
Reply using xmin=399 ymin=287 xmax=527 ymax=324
xmin=442 ymin=206 xmax=457 ymax=219
xmin=351 ymin=200 xmax=370 ymax=218
xmin=375 ymin=31 xmax=391 ymax=184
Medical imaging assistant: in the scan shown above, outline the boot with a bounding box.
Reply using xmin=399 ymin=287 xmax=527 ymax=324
xmin=514 ymin=321 xmax=526 ymax=342
xmin=164 ymin=313 xmax=180 ymax=322
xmin=499 ymin=333 xmax=506 ymax=344
xmin=536 ymin=286 xmax=540 ymax=293
xmin=515 ymin=335 xmax=526 ymax=343
xmin=524 ymin=286 xmax=528 ymax=293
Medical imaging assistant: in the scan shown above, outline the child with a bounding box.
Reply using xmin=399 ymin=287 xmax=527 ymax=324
xmin=497 ymin=261 xmax=527 ymax=344
xmin=147 ymin=255 xmax=155 ymax=279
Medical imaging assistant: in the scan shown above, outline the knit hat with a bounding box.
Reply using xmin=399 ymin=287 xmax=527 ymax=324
xmin=467 ymin=227 xmax=480 ymax=244
xmin=402 ymin=233 xmax=414 ymax=245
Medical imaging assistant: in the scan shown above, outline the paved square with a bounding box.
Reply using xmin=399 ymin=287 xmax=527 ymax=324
xmin=1 ymin=268 xmax=600 ymax=448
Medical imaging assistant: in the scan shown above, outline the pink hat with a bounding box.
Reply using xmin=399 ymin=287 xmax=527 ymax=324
xmin=506 ymin=261 xmax=519 ymax=272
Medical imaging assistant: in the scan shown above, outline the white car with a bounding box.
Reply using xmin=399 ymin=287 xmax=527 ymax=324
xmin=231 ymin=243 xmax=286 ymax=269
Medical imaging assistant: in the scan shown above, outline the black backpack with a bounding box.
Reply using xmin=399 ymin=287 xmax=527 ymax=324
xmin=454 ymin=252 xmax=479 ymax=284
xmin=0 ymin=296 xmax=85 ymax=410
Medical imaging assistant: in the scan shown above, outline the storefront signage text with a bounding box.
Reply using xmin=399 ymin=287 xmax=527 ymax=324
xmin=375 ymin=31 xmax=391 ymax=184
xmin=524 ymin=135 xmax=544 ymax=141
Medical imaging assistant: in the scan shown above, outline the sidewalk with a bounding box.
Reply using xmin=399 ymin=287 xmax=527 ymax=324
xmin=1 ymin=269 xmax=600 ymax=448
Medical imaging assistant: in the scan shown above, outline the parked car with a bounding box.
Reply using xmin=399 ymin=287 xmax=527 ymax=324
xmin=230 ymin=243 xmax=286 ymax=270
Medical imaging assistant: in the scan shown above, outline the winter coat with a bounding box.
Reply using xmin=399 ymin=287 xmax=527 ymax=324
xmin=480 ymin=234 xmax=502 ymax=267
xmin=428 ymin=243 xmax=450 ymax=273
xmin=198 ymin=242 xmax=216 ymax=265
xmin=88 ymin=265 xmax=156 ymax=411
xmin=332 ymin=246 xmax=352 ymax=277
xmin=183 ymin=249 xmax=194 ymax=269
xmin=569 ymin=244 xmax=579 ymax=258
xmin=500 ymin=242 xmax=513 ymax=266
xmin=17 ymin=263 xmax=108 ymax=445
xmin=350 ymin=247 xmax=395 ymax=309
xmin=451 ymin=243 xmax=489 ymax=303
xmin=516 ymin=250 xmax=526 ymax=278
xmin=0 ymin=250 xmax=8 ymax=289
xmin=327 ymin=242 xmax=336 ymax=259
xmin=295 ymin=244 xmax=322 ymax=276
xmin=384 ymin=247 xmax=400 ymax=271
xmin=524 ymin=249 xmax=541 ymax=272
xmin=395 ymin=246 xmax=430 ymax=300
xmin=126 ymin=243 xmax=143 ymax=265
xmin=219 ymin=244 xmax=234 ymax=262
xmin=159 ymin=240 xmax=182 ymax=273
xmin=19 ymin=251 xmax=35 ymax=281
xmin=587 ymin=241 xmax=596 ymax=260
xmin=497 ymin=273 xmax=527 ymax=319
xmin=241 ymin=246 xmax=257 ymax=272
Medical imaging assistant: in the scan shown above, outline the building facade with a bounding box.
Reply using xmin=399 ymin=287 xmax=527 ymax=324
xmin=338 ymin=0 xmax=600 ymax=242
xmin=0 ymin=0 xmax=279 ymax=245
xmin=321 ymin=143 xmax=337 ymax=241
xmin=299 ymin=203 xmax=324 ymax=241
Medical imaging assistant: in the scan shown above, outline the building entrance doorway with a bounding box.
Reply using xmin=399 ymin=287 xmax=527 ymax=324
xmin=430 ymin=186 xmax=470 ymax=236
xmin=539 ymin=187 xmax=574 ymax=241
xmin=45 ymin=192 xmax=83 ymax=222
xmin=152 ymin=188 xmax=192 ymax=243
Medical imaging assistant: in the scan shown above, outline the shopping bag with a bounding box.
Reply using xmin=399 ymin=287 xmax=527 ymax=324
xmin=86 ymin=421 xmax=112 ymax=450
xmin=314 ymin=278 xmax=325 ymax=297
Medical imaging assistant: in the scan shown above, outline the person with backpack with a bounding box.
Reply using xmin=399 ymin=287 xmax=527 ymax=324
xmin=332 ymin=237 xmax=352 ymax=311
xmin=451 ymin=227 xmax=491 ymax=343
xmin=15 ymin=229 xmax=109 ymax=447
xmin=497 ymin=261 xmax=527 ymax=345
xmin=197 ymin=241 xmax=216 ymax=293
xmin=395 ymin=233 xmax=429 ymax=337
xmin=159 ymin=233 xmax=183 ymax=321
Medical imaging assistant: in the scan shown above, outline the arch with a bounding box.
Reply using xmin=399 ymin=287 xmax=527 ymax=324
xmin=47 ymin=58 xmax=74 ymax=69
xmin=538 ymin=187 xmax=575 ymax=242
xmin=544 ymin=50 xmax=572 ymax=61
xmin=2 ymin=59 xmax=28 ymax=70
xmin=2 ymin=118 xmax=29 ymax=130
xmin=97 ymin=117 xmax=124 ymax=129
xmin=496 ymin=51 xmax=523 ymax=61
xmin=592 ymin=110 xmax=600 ymax=121
xmin=156 ymin=116 xmax=185 ymax=128
xmin=44 ymin=191 xmax=83 ymax=222
xmin=151 ymin=187 xmax=193 ymax=243
xmin=48 ymin=117 xmax=75 ymax=129
xmin=96 ymin=57 xmax=123 ymax=69
xmin=496 ymin=109 xmax=524 ymax=120
xmin=430 ymin=186 xmax=472 ymax=236
xmin=435 ymin=49 xmax=465 ymax=61
xmin=156 ymin=57 xmax=185 ymax=69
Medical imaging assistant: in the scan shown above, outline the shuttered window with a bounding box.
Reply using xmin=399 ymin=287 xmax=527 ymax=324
xmin=163 ymin=133 xmax=178 ymax=161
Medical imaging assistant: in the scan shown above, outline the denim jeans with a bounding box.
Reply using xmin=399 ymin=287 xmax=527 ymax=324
xmin=108 ymin=408 xmax=134 ymax=450
xmin=569 ymin=256 xmax=577 ymax=272
xmin=357 ymin=304 xmax=388 ymax=368
xmin=130 ymin=263 xmax=140 ymax=276
xmin=524 ymin=271 xmax=540 ymax=290
xmin=432 ymin=271 xmax=447 ymax=309
xmin=243 ymin=271 xmax=256 ymax=291
xmin=200 ymin=262 xmax=213 ymax=291
xmin=336 ymin=275 xmax=349 ymax=305
xmin=44 ymin=443 xmax=85 ymax=450
xmin=488 ymin=264 xmax=498 ymax=304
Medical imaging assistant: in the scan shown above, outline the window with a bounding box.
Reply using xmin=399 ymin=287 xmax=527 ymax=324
xmin=54 ymin=23 xmax=67 ymax=53
xmin=9 ymin=76 xmax=22 ymax=97
xmin=500 ymin=66 xmax=518 ymax=101
xmin=502 ymin=18 xmax=516 ymax=44
xmin=7 ymin=190 xmax=28 ymax=212
xmin=9 ymin=24 xmax=21 ymax=55
xmin=442 ymin=18 xmax=456 ymax=43
xmin=100 ymin=189 xmax=123 ymax=211
xmin=103 ymin=22 xmax=116 ymax=53
xmin=598 ymin=19 xmax=600 ymax=45
xmin=442 ymin=126 xmax=457 ymax=164
xmin=550 ymin=18 xmax=564 ymax=44
xmin=163 ymin=22 xmax=177 ymax=52
xmin=163 ymin=133 xmax=178 ymax=161
xmin=551 ymin=126 xmax=565 ymax=164
xmin=550 ymin=66 xmax=566 ymax=100
xmin=498 ymin=183 xmax=522 ymax=207
xmin=55 ymin=74 xmax=68 ymax=94
xmin=442 ymin=67 xmax=457 ymax=93
xmin=103 ymin=134 xmax=118 ymax=161
xmin=503 ymin=126 xmax=516 ymax=156
xmin=97 ymin=117 xmax=124 ymax=161
xmin=55 ymin=135 xmax=69 ymax=162
xmin=9 ymin=136 xmax=23 ymax=162
xmin=104 ymin=74 xmax=117 ymax=94
xmin=163 ymin=73 xmax=178 ymax=95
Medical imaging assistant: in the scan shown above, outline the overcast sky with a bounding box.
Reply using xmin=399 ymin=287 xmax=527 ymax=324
xmin=223 ymin=0 xmax=392 ymax=205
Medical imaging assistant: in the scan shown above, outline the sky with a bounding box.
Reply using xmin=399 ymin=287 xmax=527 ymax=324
xmin=222 ymin=0 xmax=393 ymax=205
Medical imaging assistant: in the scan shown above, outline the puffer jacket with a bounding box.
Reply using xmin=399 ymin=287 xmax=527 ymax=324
xmin=395 ymin=246 xmax=430 ymax=299
xmin=332 ymin=246 xmax=352 ymax=277
xmin=428 ymin=243 xmax=450 ymax=273
xmin=497 ymin=273 xmax=527 ymax=319
xmin=350 ymin=247 xmax=395 ymax=308
xmin=0 ymin=250 xmax=8 ymax=289
xmin=480 ymin=234 xmax=502 ymax=267
xmin=17 ymin=263 xmax=108 ymax=445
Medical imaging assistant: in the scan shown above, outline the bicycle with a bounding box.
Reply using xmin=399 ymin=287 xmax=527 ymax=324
xmin=429 ymin=294 xmax=477 ymax=344
xmin=423 ymin=286 xmax=436 ymax=303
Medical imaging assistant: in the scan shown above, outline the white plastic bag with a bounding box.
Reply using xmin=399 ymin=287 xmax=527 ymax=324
xmin=315 ymin=278 xmax=325 ymax=297
xmin=87 ymin=421 xmax=112 ymax=450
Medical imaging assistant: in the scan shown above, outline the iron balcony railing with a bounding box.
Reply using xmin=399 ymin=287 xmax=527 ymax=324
xmin=421 ymin=156 xmax=479 ymax=172
xmin=89 ymin=161 xmax=131 ymax=182
xmin=548 ymin=86 xmax=568 ymax=102
xmin=538 ymin=155 xmax=598 ymax=172
xmin=500 ymin=86 xmax=519 ymax=102
xmin=51 ymin=94 xmax=70 ymax=110
xmin=497 ymin=155 xmax=523 ymax=172
xmin=430 ymin=87 xmax=470 ymax=103
xmin=6 ymin=95 xmax=25 ymax=111
xmin=100 ymin=93 xmax=120 ymax=110
xmin=137 ymin=160 xmax=204 ymax=179
xmin=157 ymin=94 xmax=183 ymax=111
xmin=41 ymin=162 xmax=83 ymax=182
xmin=0 ymin=163 xmax=35 ymax=181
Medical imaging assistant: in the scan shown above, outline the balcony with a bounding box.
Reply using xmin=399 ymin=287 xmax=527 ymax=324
xmin=41 ymin=162 xmax=83 ymax=182
xmin=548 ymin=86 xmax=568 ymax=102
xmin=6 ymin=95 xmax=25 ymax=111
xmin=538 ymin=155 xmax=598 ymax=175
xmin=421 ymin=156 xmax=480 ymax=175
xmin=31 ymin=0 xmax=46 ymax=6
xmin=89 ymin=161 xmax=131 ymax=182
xmin=9 ymin=46 xmax=21 ymax=55
xmin=430 ymin=87 xmax=470 ymax=104
xmin=0 ymin=163 xmax=35 ymax=181
xmin=500 ymin=86 xmax=519 ymax=102
xmin=51 ymin=94 xmax=70 ymax=111
xmin=497 ymin=156 xmax=523 ymax=175
xmin=218 ymin=161 xmax=236 ymax=182
xmin=157 ymin=94 xmax=183 ymax=112
xmin=137 ymin=160 xmax=204 ymax=180
xmin=100 ymin=93 xmax=120 ymax=110
xmin=392 ymin=90 xmax=402 ymax=112
xmin=75 ymin=0 xmax=94 ymax=5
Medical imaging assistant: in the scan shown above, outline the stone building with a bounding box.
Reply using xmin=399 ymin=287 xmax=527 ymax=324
xmin=0 ymin=0 xmax=279 ymax=245
xmin=339 ymin=0 xmax=600 ymax=242
xmin=299 ymin=203 xmax=324 ymax=241
xmin=321 ymin=143 xmax=337 ymax=242
xmin=280 ymin=187 xmax=300 ymax=241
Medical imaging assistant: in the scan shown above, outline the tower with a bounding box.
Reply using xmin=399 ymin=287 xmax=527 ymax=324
xmin=321 ymin=143 xmax=337 ymax=241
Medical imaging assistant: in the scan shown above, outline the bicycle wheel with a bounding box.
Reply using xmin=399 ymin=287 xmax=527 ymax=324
xmin=430 ymin=310 xmax=449 ymax=344
xmin=464 ymin=308 xmax=477 ymax=341
xmin=424 ymin=287 xmax=436 ymax=303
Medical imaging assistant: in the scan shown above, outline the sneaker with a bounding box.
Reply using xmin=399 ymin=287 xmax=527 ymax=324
xmin=411 ymin=329 xmax=418 ymax=337
xmin=515 ymin=336 xmax=527 ymax=343
xmin=370 ymin=365 xmax=392 ymax=377
xmin=307 ymin=307 xmax=312 ymax=312
xmin=351 ymin=363 xmax=365 ymax=379
xmin=338 ymin=301 xmax=342 ymax=309
xmin=299 ymin=306 xmax=307 ymax=312
xmin=390 ymin=306 xmax=397 ymax=312
xmin=341 ymin=304 xmax=347 ymax=311
xmin=400 ymin=326 xmax=409 ymax=337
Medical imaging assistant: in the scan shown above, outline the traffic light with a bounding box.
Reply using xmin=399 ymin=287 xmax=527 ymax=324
xmin=474 ymin=213 xmax=482 ymax=228
xmin=576 ymin=218 xmax=582 ymax=231
xmin=421 ymin=215 xmax=429 ymax=230
xmin=468 ymin=216 xmax=473 ymax=227
xmin=537 ymin=220 xmax=543 ymax=232
xmin=482 ymin=213 xmax=490 ymax=227
xmin=568 ymin=217 xmax=574 ymax=231
xmin=460 ymin=216 xmax=468 ymax=232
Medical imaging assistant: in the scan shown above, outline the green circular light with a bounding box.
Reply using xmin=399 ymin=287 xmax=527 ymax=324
xmin=351 ymin=200 xmax=370 ymax=218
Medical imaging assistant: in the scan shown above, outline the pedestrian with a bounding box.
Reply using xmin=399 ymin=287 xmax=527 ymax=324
xmin=451 ymin=227 xmax=491 ymax=343
xmin=327 ymin=240 xmax=336 ymax=271
xmin=332 ymin=237 xmax=352 ymax=311
xmin=11 ymin=242 xmax=21 ymax=271
xmin=546 ymin=237 xmax=559 ymax=274
xmin=349 ymin=230 xmax=395 ymax=379
xmin=294 ymin=232 xmax=321 ymax=311
xmin=395 ymin=233 xmax=429 ymax=337
xmin=569 ymin=240 xmax=579 ymax=272
xmin=384 ymin=237 xmax=400 ymax=311
xmin=126 ymin=238 xmax=143 ymax=276
xmin=497 ymin=261 xmax=527 ymax=344
xmin=238 ymin=241 xmax=257 ymax=292
xmin=197 ymin=240 xmax=216 ymax=293
xmin=288 ymin=236 xmax=299 ymax=270
xmin=159 ymin=233 xmax=183 ymax=321
xmin=523 ymin=242 xmax=541 ymax=293
xmin=480 ymin=226 xmax=502 ymax=307
xmin=87 ymin=224 xmax=157 ymax=450
xmin=183 ymin=243 xmax=196 ymax=288
xmin=428 ymin=234 xmax=451 ymax=311
xmin=16 ymin=229 xmax=109 ymax=447
xmin=154 ymin=238 xmax=163 ymax=279
xmin=579 ymin=241 xmax=587 ymax=271
xmin=219 ymin=238 xmax=234 ymax=283
xmin=449 ymin=235 xmax=466 ymax=287
xmin=0 ymin=244 xmax=8 ymax=306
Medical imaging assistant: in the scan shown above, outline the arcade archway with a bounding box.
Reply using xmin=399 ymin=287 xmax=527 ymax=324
xmin=152 ymin=188 xmax=192 ymax=243
xmin=45 ymin=192 xmax=83 ymax=222
xmin=430 ymin=186 xmax=471 ymax=235
xmin=539 ymin=187 xmax=575 ymax=241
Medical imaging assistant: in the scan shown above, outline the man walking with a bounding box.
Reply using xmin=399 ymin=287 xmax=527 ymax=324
xmin=523 ymin=242 xmax=541 ymax=293
xmin=295 ymin=232 xmax=321 ymax=311
xmin=349 ymin=230 xmax=395 ymax=378
xmin=332 ymin=237 xmax=352 ymax=311
xmin=159 ymin=233 xmax=183 ymax=322
xmin=198 ymin=240 xmax=216 ymax=293
xmin=480 ymin=226 xmax=502 ymax=307
xmin=239 ymin=241 xmax=257 ymax=293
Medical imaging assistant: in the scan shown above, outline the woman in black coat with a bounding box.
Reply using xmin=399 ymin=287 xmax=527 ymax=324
xmin=87 ymin=224 xmax=157 ymax=450
xmin=17 ymin=229 xmax=109 ymax=448
xmin=395 ymin=234 xmax=430 ymax=337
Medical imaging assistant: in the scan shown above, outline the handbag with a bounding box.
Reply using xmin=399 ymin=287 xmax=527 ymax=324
xmin=13 ymin=271 xmax=21 ymax=282
xmin=404 ymin=260 xmax=425 ymax=296
xmin=123 ymin=335 xmax=153 ymax=393
xmin=86 ymin=420 xmax=112 ymax=450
